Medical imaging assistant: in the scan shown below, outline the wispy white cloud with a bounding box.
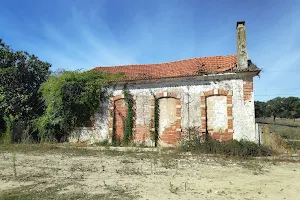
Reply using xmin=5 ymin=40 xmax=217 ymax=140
xmin=1 ymin=0 xmax=300 ymax=101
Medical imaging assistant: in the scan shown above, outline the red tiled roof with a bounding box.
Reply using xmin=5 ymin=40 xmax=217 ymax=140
xmin=92 ymin=55 xmax=238 ymax=82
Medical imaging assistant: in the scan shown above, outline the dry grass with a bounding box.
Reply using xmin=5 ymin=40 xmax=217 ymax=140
xmin=256 ymin=117 xmax=300 ymax=127
xmin=256 ymin=117 xmax=300 ymax=150
xmin=0 ymin=144 xmax=299 ymax=199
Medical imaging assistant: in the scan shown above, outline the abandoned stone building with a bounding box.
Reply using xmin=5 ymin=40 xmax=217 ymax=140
xmin=70 ymin=21 xmax=261 ymax=146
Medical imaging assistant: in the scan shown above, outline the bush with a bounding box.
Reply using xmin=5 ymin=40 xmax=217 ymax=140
xmin=35 ymin=70 xmax=123 ymax=142
xmin=182 ymin=136 xmax=272 ymax=157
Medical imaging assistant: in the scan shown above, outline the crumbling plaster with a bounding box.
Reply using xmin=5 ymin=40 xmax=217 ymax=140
xmin=70 ymin=73 xmax=257 ymax=144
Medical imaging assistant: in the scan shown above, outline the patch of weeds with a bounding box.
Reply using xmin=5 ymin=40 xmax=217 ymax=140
xmin=16 ymin=171 xmax=50 ymax=182
xmin=102 ymin=183 xmax=141 ymax=199
xmin=102 ymin=149 xmax=127 ymax=157
xmin=11 ymin=151 xmax=17 ymax=178
xmin=70 ymin=163 xmax=98 ymax=173
xmin=182 ymin=136 xmax=273 ymax=158
xmin=0 ymin=189 xmax=115 ymax=200
xmin=239 ymin=161 xmax=265 ymax=175
xmin=0 ymin=143 xmax=101 ymax=157
xmin=93 ymin=139 xmax=109 ymax=147
xmin=169 ymin=182 xmax=179 ymax=194
xmin=116 ymin=166 xmax=145 ymax=176
xmin=160 ymin=157 xmax=177 ymax=169
xmin=0 ymin=182 xmax=68 ymax=200
xmin=121 ymin=159 xmax=134 ymax=164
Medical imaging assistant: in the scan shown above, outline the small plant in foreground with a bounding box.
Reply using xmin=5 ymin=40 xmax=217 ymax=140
xmin=94 ymin=139 xmax=109 ymax=147
xmin=12 ymin=151 xmax=17 ymax=177
xmin=169 ymin=182 xmax=179 ymax=194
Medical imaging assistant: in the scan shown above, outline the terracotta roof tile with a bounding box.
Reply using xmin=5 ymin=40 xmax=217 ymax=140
xmin=92 ymin=55 xmax=238 ymax=81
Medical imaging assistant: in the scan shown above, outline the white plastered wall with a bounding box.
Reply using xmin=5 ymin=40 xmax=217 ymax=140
xmin=70 ymin=74 xmax=257 ymax=144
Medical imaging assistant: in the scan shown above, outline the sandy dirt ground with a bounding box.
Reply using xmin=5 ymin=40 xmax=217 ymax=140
xmin=0 ymin=147 xmax=299 ymax=200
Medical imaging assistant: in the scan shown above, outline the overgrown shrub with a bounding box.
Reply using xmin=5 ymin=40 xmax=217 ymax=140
xmin=94 ymin=139 xmax=109 ymax=146
xmin=122 ymin=86 xmax=134 ymax=145
xmin=35 ymin=70 xmax=123 ymax=142
xmin=181 ymin=134 xmax=272 ymax=157
xmin=1 ymin=114 xmax=18 ymax=144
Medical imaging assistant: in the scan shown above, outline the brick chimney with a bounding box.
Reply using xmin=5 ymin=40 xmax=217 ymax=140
xmin=236 ymin=21 xmax=249 ymax=70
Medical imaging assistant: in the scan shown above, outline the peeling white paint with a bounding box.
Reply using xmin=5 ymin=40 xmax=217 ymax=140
xmin=207 ymin=96 xmax=227 ymax=132
xmin=158 ymin=98 xmax=177 ymax=136
xmin=70 ymin=74 xmax=257 ymax=144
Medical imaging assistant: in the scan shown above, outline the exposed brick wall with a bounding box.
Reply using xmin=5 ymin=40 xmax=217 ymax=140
xmin=200 ymin=89 xmax=233 ymax=141
xmin=135 ymin=125 xmax=150 ymax=142
xmin=113 ymin=98 xmax=127 ymax=142
xmin=151 ymin=92 xmax=181 ymax=146
xmin=243 ymin=80 xmax=253 ymax=102
xmin=159 ymin=121 xmax=181 ymax=145
xmin=109 ymin=94 xmax=136 ymax=143
xmin=71 ymin=77 xmax=258 ymax=145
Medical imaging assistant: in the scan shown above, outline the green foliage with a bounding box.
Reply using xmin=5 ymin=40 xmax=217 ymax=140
xmin=1 ymin=114 xmax=18 ymax=144
xmin=122 ymin=86 xmax=134 ymax=145
xmin=154 ymin=98 xmax=160 ymax=146
xmin=182 ymin=133 xmax=272 ymax=157
xmin=0 ymin=39 xmax=51 ymax=121
xmin=35 ymin=70 xmax=120 ymax=142
xmin=149 ymin=93 xmax=160 ymax=147
xmin=0 ymin=39 xmax=51 ymax=142
xmin=94 ymin=139 xmax=109 ymax=146
xmin=255 ymin=97 xmax=300 ymax=120
xmin=254 ymin=101 xmax=267 ymax=118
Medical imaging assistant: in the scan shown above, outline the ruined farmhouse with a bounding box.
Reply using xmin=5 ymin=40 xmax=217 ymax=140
xmin=70 ymin=21 xmax=261 ymax=146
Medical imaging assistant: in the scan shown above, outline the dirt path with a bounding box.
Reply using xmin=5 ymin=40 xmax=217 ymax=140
xmin=0 ymin=149 xmax=299 ymax=199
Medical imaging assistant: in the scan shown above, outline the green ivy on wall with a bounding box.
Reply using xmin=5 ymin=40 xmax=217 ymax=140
xmin=122 ymin=85 xmax=134 ymax=145
xmin=153 ymin=98 xmax=160 ymax=147
xmin=150 ymin=91 xmax=160 ymax=147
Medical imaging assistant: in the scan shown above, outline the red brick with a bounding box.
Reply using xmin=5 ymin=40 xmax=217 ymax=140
xmin=243 ymin=81 xmax=253 ymax=102
xmin=218 ymin=90 xmax=228 ymax=96
xmin=205 ymin=90 xmax=214 ymax=96
xmin=227 ymin=107 xmax=232 ymax=116
xmin=228 ymin=119 xmax=233 ymax=129
xmin=160 ymin=121 xmax=181 ymax=145
xmin=201 ymin=109 xmax=206 ymax=116
xmin=135 ymin=125 xmax=150 ymax=142
xmin=227 ymin=96 xmax=232 ymax=104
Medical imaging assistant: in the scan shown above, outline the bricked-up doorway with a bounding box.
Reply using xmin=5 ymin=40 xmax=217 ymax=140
xmin=109 ymin=94 xmax=136 ymax=145
xmin=113 ymin=98 xmax=127 ymax=144
xmin=151 ymin=92 xmax=181 ymax=146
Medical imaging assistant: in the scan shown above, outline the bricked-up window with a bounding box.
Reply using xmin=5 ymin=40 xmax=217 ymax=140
xmin=206 ymin=96 xmax=228 ymax=132
xmin=200 ymin=89 xmax=233 ymax=141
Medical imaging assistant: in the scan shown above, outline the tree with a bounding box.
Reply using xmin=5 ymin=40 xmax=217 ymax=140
xmin=254 ymin=101 xmax=267 ymax=118
xmin=0 ymin=39 xmax=51 ymax=140
xmin=266 ymin=97 xmax=284 ymax=122
xmin=35 ymin=70 xmax=122 ymax=141
xmin=255 ymin=96 xmax=300 ymax=121
xmin=290 ymin=98 xmax=300 ymax=121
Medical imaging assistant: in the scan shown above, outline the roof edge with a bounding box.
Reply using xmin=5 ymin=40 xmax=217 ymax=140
xmin=92 ymin=54 xmax=237 ymax=70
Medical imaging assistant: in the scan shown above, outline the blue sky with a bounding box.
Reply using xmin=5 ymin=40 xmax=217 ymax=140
xmin=1 ymin=0 xmax=300 ymax=101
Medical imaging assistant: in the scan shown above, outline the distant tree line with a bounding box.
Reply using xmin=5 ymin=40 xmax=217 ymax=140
xmin=255 ymin=97 xmax=300 ymax=121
